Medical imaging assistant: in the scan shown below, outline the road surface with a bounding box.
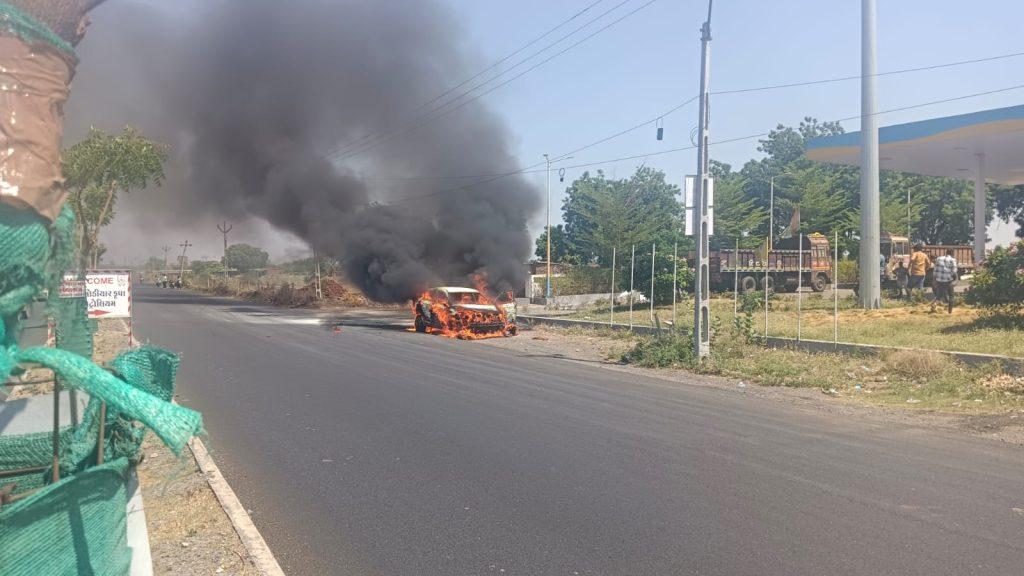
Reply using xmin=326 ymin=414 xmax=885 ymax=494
xmin=134 ymin=285 xmax=1024 ymax=575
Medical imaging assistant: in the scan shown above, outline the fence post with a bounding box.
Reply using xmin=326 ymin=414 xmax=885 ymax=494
xmin=629 ymin=244 xmax=635 ymax=330
xmin=733 ymin=238 xmax=739 ymax=319
xmin=609 ymin=247 xmax=616 ymax=326
xmin=672 ymin=241 xmax=678 ymax=326
xmin=764 ymin=235 xmax=770 ymax=343
xmin=797 ymin=233 xmax=803 ymax=342
xmin=834 ymin=230 xmax=839 ymax=349
xmin=650 ymin=243 xmax=656 ymax=326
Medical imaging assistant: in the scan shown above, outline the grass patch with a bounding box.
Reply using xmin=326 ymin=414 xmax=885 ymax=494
xmin=615 ymin=327 xmax=1023 ymax=413
xmin=621 ymin=331 xmax=697 ymax=368
xmin=564 ymin=297 xmax=1024 ymax=358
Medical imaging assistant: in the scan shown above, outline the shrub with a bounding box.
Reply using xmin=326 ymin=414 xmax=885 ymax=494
xmin=837 ymin=260 xmax=857 ymax=284
xmin=884 ymin=349 xmax=953 ymax=381
xmin=621 ymin=330 xmax=696 ymax=368
xmin=966 ymin=241 xmax=1024 ymax=315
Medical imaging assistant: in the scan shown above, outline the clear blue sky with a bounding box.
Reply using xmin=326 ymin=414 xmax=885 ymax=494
xmin=445 ymin=0 xmax=1021 ymax=246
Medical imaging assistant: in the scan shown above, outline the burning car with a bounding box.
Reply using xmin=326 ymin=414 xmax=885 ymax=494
xmin=414 ymin=287 xmax=517 ymax=339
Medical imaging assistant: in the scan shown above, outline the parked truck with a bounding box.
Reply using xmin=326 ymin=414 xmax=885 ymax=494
xmin=880 ymin=232 xmax=975 ymax=281
xmin=694 ymin=233 xmax=834 ymax=293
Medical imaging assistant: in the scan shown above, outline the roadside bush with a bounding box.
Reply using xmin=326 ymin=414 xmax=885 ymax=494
xmin=966 ymin=240 xmax=1024 ymax=318
xmin=884 ymin=349 xmax=953 ymax=381
xmin=621 ymin=330 xmax=696 ymax=368
xmin=836 ymin=260 xmax=857 ymax=284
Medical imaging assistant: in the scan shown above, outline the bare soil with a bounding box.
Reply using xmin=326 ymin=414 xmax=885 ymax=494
xmin=138 ymin=434 xmax=259 ymax=576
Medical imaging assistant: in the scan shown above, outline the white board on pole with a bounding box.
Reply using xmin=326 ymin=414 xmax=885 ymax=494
xmin=85 ymin=271 xmax=132 ymax=318
xmin=684 ymin=175 xmax=713 ymax=236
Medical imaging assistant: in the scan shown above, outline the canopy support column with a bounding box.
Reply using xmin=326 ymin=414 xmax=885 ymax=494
xmin=974 ymin=153 xmax=986 ymax=264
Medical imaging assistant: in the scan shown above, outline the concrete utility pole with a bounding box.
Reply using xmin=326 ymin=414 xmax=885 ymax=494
xmin=178 ymin=240 xmax=192 ymax=279
xmin=858 ymin=0 xmax=882 ymax=308
xmin=162 ymin=245 xmax=172 ymax=270
xmin=692 ymin=0 xmax=714 ymax=358
xmin=217 ymin=220 xmax=232 ymax=281
xmin=973 ymin=153 xmax=986 ymax=264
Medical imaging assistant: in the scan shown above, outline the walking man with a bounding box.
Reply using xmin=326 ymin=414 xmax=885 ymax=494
xmin=907 ymin=243 xmax=931 ymax=296
xmin=932 ymin=248 xmax=958 ymax=313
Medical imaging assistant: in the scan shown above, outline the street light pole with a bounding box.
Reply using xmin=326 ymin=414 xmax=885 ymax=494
xmin=544 ymin=153 xmax=552 ymax=301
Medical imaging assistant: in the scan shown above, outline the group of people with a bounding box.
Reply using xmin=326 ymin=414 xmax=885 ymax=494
xmin=886 ymin=244 xmax=958 ymax=312
xmin=154 ymin=274 xmax=183 ymax=289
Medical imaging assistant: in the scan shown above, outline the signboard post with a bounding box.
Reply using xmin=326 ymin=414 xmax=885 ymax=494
xmin=64 ymin=270 xmax=134 ymax=348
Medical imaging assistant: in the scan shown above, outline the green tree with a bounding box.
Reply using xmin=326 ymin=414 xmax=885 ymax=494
xmin=992 ymin=184 xmax=1024 ymax=239
xmin=63 ymin=127 xmax=169 ymax=267
xmin=191 ymin=260 xmax=224 ymax=275
xmin=561 ymin=167 xmax=684 ymax=267
xmin=224 ymin=243 xmax=269 ymax=272
xmin=534 ymin=224 xmax=573 ymax=263
xmin=707 ymin=161 xmax=765 ymax=249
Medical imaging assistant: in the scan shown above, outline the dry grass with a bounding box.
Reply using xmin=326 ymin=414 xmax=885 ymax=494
xmin=565 ymin=298 xmax=1024 ymax=358
xmin=138 ymin=435 xmax=259 ymax=576
xmin=884 ymin=349 xmax=954 ymax=381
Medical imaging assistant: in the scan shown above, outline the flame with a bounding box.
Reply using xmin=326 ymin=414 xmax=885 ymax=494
xmin=412 ymin=276 xmax=515 ymax=340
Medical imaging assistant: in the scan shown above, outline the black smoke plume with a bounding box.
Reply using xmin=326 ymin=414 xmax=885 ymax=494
xmin=67 ymin=0 xmax=539 ymax=301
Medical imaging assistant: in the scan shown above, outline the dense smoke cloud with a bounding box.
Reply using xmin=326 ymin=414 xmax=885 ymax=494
xmin=66 ymin=0 xmax=539 ymax=301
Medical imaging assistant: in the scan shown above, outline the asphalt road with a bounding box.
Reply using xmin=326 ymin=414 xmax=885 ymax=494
xmin=134 ymin=285 xmax=1024 ymax=575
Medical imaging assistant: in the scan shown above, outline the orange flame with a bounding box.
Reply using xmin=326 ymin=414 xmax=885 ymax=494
xmin=412 ymin=276 xmax=515 ymax=340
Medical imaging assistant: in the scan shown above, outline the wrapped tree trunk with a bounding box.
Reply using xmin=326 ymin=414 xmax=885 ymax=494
xmin=0 ymin=0 xmax=105 ymax=221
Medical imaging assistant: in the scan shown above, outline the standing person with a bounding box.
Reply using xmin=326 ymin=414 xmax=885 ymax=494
xmin=895 ymin=259 xmax=909 ymax=299
xmin=932 ymin=248 xmax=958 ymax=313
xmin=907 ymin=243 xmax=931 ymax=296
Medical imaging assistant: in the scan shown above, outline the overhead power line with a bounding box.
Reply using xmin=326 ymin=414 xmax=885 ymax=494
xmin=328 ymin=0 xmax=661 ymax=163
xmin=713 ymin=49 xmax=1024 ymax=96
xmin=326 ymin=0 xmax=609 ymax=158
xmin=376 ymin=82 xmax=1024 ymax=205
xmin=363 ymin=48 xmax=1024 ymax=183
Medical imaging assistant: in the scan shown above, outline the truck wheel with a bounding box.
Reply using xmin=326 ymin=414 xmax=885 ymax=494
xmin=740 ymin=276 xmax=757 ymax=293
xmin=759 ymin=275 xmax=774 ymax=292
xmin=810 ymin=273 xmax=827 ymax=293
xmin=414 ymin=315 xmax=427 ymax=333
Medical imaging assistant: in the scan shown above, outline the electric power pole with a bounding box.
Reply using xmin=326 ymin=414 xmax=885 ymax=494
xmin=544 ymin=153 xmax=552 ymax=301
xmin=178 ymin=240 xmax=192 ymax=279
xmin=161 ymin=245 xmax=172 ymax=270
xmin=692 ymin=0 xmax=713 ymax=359
xmin=217 ymin=220 xmax=232 ymax=281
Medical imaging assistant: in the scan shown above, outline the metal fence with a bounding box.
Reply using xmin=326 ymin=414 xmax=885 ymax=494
xmin=531 ymin=230 xmax=996 ymax=357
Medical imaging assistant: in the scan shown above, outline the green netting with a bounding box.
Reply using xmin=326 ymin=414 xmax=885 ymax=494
xmin=0 ymin=458 xmax=132 ymax=576
xmin=53 ymin=295 xmax=94 ymax=358
xmin=0 ymin=2 xmax=74 ymax=55
xmin=0 ymin=203 xmax=203 ymax=573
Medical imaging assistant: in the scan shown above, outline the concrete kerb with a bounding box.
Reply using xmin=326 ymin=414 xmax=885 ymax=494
xmin=127 ymin=328 xmax=285 ymax=576
xmin=519 ymin=315 xmax=1024 ymax=374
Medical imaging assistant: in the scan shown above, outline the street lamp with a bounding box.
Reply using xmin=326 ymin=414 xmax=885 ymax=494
xmin=544 ymin=154 xmax=573 ymax=300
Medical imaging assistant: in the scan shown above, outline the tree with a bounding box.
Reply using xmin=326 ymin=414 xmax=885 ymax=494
xmin=707 ymin=161 xmax=765 ymax=249
xmin=63 ymin=127 xmax=169 ymax=267
xmin=224 ymin=243 xmax=269 ymax=272
xmin=534 ymin=224 xmax=572 ymax=263
xmin=561 ymin=167 xmax=684 ymax=266
xmin=992 ymin=185 xmax=1024 ymax=239
xmin=191 ymin=260 xmax=224 ymax=275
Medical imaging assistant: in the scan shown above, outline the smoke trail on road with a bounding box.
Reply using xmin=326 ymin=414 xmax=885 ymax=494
xmin=72 ymin=0 xmax=540 ymax=301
